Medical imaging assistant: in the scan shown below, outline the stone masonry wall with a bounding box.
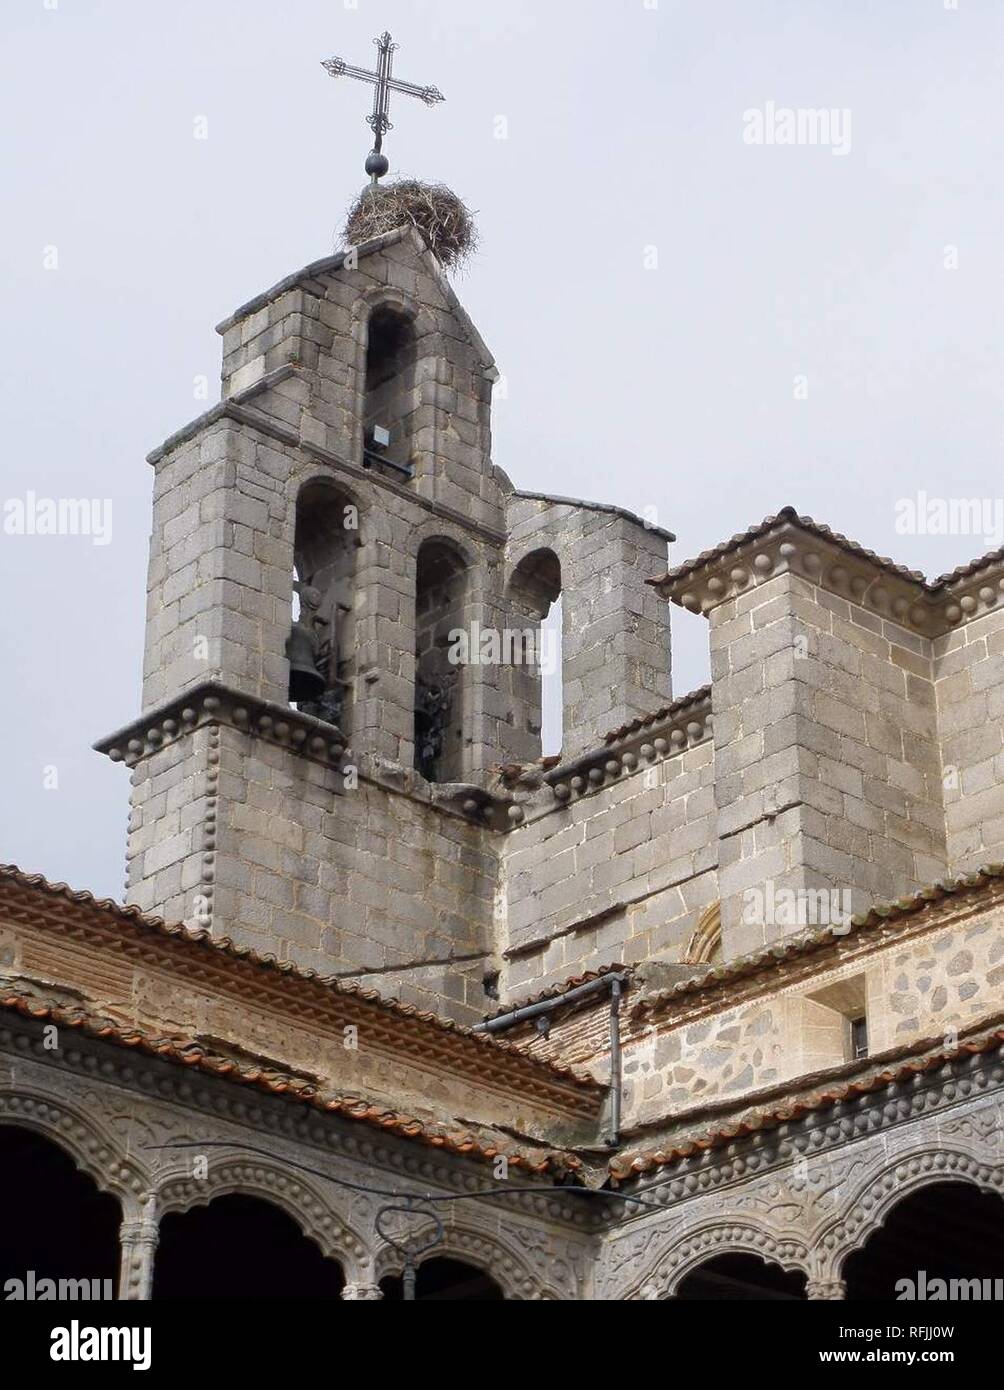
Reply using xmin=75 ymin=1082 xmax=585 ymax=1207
xmin=206 ymin=727 xmax=497 ymax=1019
xmin=711 ymin=570 xmax=947 ymax=959
xmin=933 ymin=605 xmax=1004 ymax=871
xmin=505 ymin=496 xmax=672 ymax=760
xmin=501 ymin=739 xmax=717 ymax=998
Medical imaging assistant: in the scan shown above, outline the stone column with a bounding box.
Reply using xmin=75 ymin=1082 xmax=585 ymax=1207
xmin=806 ymin=1278 xmax=846 ymax=1300
xmin=118 ymin=1198 xmax=159 ymax=1301
xmin=341 ymin=1282 xmax=383 ymax=1300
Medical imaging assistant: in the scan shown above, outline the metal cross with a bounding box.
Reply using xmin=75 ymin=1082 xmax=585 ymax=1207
xmin=322 ymin=31 xmax=444 ymax=184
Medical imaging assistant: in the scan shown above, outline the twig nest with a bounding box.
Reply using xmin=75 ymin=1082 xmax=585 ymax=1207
xmin=343 ymin=179 xmax=477 ymax=272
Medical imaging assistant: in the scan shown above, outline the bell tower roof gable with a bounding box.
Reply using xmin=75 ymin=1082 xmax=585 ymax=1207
xmin=215 ymin=223 xmax=496 ymax=380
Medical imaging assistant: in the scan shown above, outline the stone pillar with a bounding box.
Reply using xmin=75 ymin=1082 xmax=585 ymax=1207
xmin=341 ymin=1282 xmax=383 ymax=1300
xmin=118 ymin=1199 xmax=159 ymax=1301
xmin=806 ymin=1278 xmax=846 ymax=1300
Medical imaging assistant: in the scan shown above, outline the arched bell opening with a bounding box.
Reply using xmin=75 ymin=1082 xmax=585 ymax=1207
xmin=414 ymin=538 xmax=469 ymax=783
xmin=506 ymin=548 xmax=562 ymax=761
xmin=287 ymin=480 xmax=359 ymax=737
xmin=363 ymin=304 xmax=418 ymax=477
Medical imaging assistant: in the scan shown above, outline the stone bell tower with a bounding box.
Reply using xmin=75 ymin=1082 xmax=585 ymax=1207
xmin=94 ymin=209 xmax=671 ymax=1015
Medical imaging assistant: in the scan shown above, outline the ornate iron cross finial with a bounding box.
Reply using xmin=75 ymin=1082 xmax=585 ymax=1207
xmin=322 ymin=31 xmax=445 ymax=185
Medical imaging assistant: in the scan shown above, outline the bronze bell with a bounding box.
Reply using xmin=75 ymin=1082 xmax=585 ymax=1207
xmin=286 ymin=618 xmax=326 ymax=702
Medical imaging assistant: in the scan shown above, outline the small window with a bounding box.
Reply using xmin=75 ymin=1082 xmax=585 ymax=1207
xmin=851 ymin=1015 xmax=869 ymax=1060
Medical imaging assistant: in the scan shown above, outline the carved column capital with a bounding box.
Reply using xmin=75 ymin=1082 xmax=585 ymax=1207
xmin=806 ymin=1278 xmax=846 ymax=1301
xmin=341 ymin=1282 xmax=384 ymax=1301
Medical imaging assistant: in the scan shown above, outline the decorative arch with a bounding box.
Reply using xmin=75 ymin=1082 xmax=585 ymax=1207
xmin=621 ymin=1217 xmax=810 ymax=1300
xmin=350 ymin=287 xmax=439 ymax=478
xmin=686 ymin=902 xmax=722 ymax=965
xmin=155 ymin=1157 xmax=369 ymax=1283
xmin=505 ymin=547 xmax=563 ymax=760
xmin=413 ymin=534 xmax=471 ymax=782
xmin=0 ymin=1090 xmax=150 ymax=1208
xmin=819 ymin=1147 xmax=1004 ymax=1280
xmin=373 ymin=1221 xmax=550 ymax=1300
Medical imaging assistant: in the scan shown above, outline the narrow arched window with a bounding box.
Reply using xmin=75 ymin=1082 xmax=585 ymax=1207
xmin=287 ymin=481 xmax=359 ymax=735
xmin=363 ymin=304 xmax=417 ymax=477
xmin=507 ymin=548 xmax=562 ymax=761
xmin=414 ymin=539 xmax=468 ymax=782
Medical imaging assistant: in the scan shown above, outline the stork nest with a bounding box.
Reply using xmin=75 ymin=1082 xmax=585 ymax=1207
xmin=343 ymin=179 xmax=477 ymax=272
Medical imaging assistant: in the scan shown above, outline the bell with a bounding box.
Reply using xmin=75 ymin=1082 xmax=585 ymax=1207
xmin=286 ymin=620 xmax=326 ymax=702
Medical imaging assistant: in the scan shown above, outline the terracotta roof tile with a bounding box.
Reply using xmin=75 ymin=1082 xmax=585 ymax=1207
xmin=634 ymin=863 xmax=1004 ymax=1018
xmin=0 ymin=864 xmax=601 ymax=1094
xmin=0 ymin=987 xmax=582 ymax=1177
xmin=602 ymin=686 xmax=712 ymax=746
xmin=650 ymin=507 xmax=933 ymax=591
xmin=609 ymin=1021 xmax=1004 ymax=1182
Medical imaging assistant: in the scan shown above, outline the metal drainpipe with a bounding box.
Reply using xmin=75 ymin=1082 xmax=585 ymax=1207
xmin=473 ymin=971 xmax=628 ymax=1149
xmin=607 ymin=976 xmax=622 ymax=1148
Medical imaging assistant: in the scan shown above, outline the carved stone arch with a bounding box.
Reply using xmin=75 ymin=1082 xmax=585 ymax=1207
xmin=0 ymin=1089 xmax=150 ymax=1210
xmin=818 ymin=1146 xmax=1004 ymax=1280
xmin=373 ymin=1220 xmax=552 ymax=1300
xmin=686 ymin=902 xmax=722 ymax=965
xmin=409 ymin=518 xmax=477 ymax=571
xmin=622 ymin=1218 xmax=810 ymax=1300
xmin=154 ymin=1156 xmax=369 ymax=1282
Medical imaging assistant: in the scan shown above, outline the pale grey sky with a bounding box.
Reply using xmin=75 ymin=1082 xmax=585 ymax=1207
xmin=2 ymin=0 xmax=1002 ymax=898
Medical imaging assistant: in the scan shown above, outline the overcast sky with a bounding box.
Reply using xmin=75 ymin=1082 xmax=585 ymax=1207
xmin=2 ymin=0 xmax=1002 ymax=899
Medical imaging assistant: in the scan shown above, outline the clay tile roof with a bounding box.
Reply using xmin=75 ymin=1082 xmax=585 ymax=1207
xmin=608 ymin=1021 xmax=1004 ymax=1182
xmin=0 ymin=987 xmax=582 ymax=1178
xmin=633 ymin=863 xmax=1004 ymax=1018
xmin=0 ymin=864 xmax=601 ymax=1094
xmin=934 ymin=542 xmax=1004 ymax=586
xmin=602 ymin=685 xmax=712 ymax=746
xmin=649 ymin=506 xmax=934 ymax=592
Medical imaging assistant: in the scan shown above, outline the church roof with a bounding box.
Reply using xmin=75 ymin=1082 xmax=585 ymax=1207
xmin=0 ymin=864 xmax=603 ymax=1103
xmin=0 ymin=986 xmax=581 ymax=1179
xmin=214 ymin=223 xmax=496 ymax=377
xmin=609 ymin=1016 xmax=1004 ymax=1183
xmin=633 ymin=862 xmax=1004 ymax=1019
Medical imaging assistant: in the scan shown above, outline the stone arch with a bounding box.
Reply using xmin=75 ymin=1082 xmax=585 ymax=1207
xmin=818 ymin=1146 xmax=1004 ymax=1280
xmin=504 ymin=546 xmax=563 ymax=761
xmin=686 ymin=902 xmax=722 ymax=965
xmin=154 ymin=1157 xmax=369 ymax=1283
xmin=350 ymin=287 xmax=440 ymax=475
xmin=286 ymin=473 xmax=364 ymax=731
xmin=373 ymin=1220 xmax=549 ymax=1300
xmin=0 ymin=1089 xmax=150 ymax=1209
xmin=622 ymin=1218 xmax=810 ymax=1300
xmin=413 ymin=534 xmax=472 ymax=782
